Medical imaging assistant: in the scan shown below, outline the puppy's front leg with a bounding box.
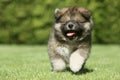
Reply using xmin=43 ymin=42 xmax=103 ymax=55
xmin=70 ymin=49 xmax=89 ymax=73
xmin=51 ymin=57 xmax=66 ymax=72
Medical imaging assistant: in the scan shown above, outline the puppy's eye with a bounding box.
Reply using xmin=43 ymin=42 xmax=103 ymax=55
xmin=80 ymin=21 xmax=87 ymax=23
xmin=77 ymin=20 xmax=86 ymax=23
xmin=56 ymin=20 xmax=65 ymax=24
xmin=58 ymin=20 xmax=66 ymax=24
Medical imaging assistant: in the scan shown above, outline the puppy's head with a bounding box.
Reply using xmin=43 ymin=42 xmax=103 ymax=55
xmin=54 ymin=6 xmax=93 ymax=41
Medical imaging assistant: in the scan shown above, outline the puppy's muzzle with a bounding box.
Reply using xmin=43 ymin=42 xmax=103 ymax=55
xmin=66 ymin=21 xmax=76 ymax=30
xmin=61 ymin=20 xmax=84 ymax=40
xmin=67 ymin=22 xmax=75 ymax=30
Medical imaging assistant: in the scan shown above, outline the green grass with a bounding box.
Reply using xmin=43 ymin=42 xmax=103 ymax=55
xmin=0 ymin=45 xmax=120 ymax=80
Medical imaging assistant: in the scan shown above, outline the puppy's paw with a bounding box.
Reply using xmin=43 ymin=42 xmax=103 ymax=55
xmin=70 ymin=52 xmax=85 ymax=73
xmin=51 ymin=58 xmax=66 ymax=72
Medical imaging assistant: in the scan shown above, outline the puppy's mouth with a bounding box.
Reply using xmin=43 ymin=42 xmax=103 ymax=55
xmin=65 ymin=31 xmax=77 ymax=39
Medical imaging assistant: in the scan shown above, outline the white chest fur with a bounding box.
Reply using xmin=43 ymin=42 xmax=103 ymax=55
xmin=56 ymin=46 xmax=70 ymax=63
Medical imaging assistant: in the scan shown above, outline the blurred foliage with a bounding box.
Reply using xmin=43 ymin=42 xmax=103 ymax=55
xmin=0 ymin=0 xmax=119 ymax=44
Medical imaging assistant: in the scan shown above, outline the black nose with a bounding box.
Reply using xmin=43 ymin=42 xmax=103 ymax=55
xmin=68 ymin=24 xmax=73 ymax=28
xmin=68 ymin=23 xmax=74 ymax=29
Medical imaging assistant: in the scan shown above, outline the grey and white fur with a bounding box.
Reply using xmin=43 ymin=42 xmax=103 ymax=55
xmin=48 ymin=6 xmax=93 ymax=73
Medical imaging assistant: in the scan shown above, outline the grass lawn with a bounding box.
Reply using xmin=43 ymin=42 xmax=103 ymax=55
xmin=0 ymin=45 xmax=120 ymax=80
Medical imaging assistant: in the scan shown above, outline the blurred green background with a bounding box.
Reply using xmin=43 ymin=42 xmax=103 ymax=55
xmin=0 ymin=0 xmax=120 ymax=44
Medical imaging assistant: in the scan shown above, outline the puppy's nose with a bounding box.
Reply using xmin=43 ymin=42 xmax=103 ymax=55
xmin=67 ymin=22 xmax=74 ymax=29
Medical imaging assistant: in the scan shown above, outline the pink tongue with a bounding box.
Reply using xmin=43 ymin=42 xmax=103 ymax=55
xmin=67 ymin=32 xmax=75 ymax=37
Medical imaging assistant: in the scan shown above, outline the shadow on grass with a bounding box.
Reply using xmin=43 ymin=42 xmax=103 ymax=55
xmin=66 ymin=67 xmax=93 ymax=75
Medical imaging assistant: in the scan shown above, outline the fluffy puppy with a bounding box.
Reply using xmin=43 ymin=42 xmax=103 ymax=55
xmin=48 ymin=6 xmax=93 ymax=73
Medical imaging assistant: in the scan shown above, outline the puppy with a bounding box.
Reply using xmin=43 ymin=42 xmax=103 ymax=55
xmin=48 ymin=6 xmax=93 ymax=73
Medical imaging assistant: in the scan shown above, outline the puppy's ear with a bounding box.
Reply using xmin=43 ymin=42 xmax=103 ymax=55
xmin=54 ymin=8 xmax=62 ymax=19
xmin=79 ymin=8 xmax=91 ymax=20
